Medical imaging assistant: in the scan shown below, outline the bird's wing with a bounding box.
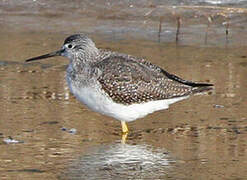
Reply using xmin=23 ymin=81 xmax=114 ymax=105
xmin=94 ymin=55 xmax=201 ymax=105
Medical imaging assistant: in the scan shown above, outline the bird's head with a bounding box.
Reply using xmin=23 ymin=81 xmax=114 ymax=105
xmin=25 ymin=34 xmax=98 ymax=63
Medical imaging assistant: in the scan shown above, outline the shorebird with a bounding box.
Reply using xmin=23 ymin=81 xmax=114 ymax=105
xmin=26 ymin=34 xmax=213 ymax=141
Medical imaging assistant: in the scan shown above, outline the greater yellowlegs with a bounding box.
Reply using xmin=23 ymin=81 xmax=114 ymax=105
xmin=25 ymin=34 xmax=213 ymax=140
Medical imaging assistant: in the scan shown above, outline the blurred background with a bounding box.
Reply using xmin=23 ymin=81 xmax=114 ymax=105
xmin=2 ymin=0 xmax=247 ymax=46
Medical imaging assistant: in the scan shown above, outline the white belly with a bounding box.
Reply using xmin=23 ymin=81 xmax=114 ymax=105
xmin=67 ymin=80 xmax=189 ymax=122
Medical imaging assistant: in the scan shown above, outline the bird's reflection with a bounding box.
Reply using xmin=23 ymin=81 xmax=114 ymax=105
xmin=61 ymin=143 xmax=173 ymax=179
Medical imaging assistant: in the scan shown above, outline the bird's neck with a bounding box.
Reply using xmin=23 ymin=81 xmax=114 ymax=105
xmin=69 ymin=58 xmax=92 ymax=77
xmin=67 ymin=60 xmax=94 ymax=86
xmin=68 ymin=49 xmax=99 ymax=80
xmin=74 ymin=45 xmax=99 ymax=64
xmin=67 ymin=45 xmax=101 ymax=83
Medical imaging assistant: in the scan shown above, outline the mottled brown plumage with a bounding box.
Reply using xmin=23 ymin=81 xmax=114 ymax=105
xmin=95 ymin=53 xmax=212 ymax=105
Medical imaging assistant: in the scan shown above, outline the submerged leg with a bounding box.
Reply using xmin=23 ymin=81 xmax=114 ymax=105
xmin=121 ymin=121 xmax=129 ymax=144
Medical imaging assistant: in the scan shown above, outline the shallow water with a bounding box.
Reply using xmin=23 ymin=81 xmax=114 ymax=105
xmin=1 ymin=1 xmax=247 ymax=180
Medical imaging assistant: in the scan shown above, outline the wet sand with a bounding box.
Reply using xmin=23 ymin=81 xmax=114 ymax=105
xmin=1 ymin=1 xmax=247 ymax=179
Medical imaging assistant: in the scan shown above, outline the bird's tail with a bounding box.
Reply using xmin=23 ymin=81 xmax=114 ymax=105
xmin=191 ymin=83 xmax=214 ymax=94
xmin=161 ymin=69 xmax=214 ymax=94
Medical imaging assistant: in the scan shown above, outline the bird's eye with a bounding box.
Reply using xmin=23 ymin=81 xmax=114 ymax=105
xmin=68 ymin=44 xmax=73 ymax=49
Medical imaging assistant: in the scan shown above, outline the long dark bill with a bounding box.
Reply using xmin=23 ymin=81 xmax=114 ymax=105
xmin=25 ymin=49 xmax=63 ymax=62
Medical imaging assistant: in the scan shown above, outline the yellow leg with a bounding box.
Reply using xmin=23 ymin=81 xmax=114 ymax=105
xmin=121 ymin=133 xmax=128 ymax=144
xmin=121 ymin=121 xmax=129 ymax=134
xmin=121 ymin=121 xmax=129 ymax=144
